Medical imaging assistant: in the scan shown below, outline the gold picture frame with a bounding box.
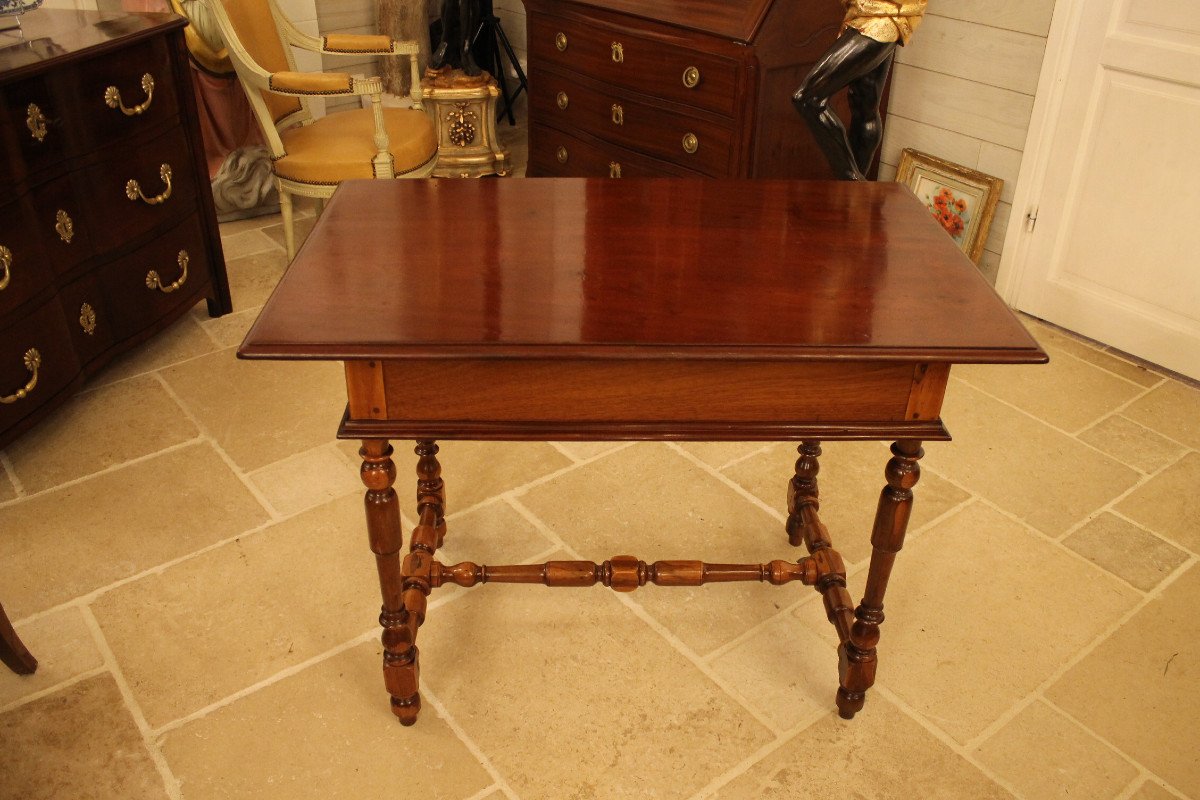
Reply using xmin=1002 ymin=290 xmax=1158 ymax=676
xmin=895 ymin=148 xmax=1003 ymax=264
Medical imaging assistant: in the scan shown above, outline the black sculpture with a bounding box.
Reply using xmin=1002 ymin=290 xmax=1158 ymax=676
xmin=793 ymin=2 xmax=928 ymax=181
xmin=431 ymin=0 xmax=481 ymax=76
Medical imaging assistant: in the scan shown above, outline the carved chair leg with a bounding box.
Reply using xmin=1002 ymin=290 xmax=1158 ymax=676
xmin=837 ymin=439 xmax=923 ymax=719
xmin=0 ymin=601 xmax=37 ymax=675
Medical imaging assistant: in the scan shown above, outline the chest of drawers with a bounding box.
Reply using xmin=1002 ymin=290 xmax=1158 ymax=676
xmin=523 ymin=0 xmax=878 ymax=179
xmin=0 ymin=9 xmax=231 ymax=449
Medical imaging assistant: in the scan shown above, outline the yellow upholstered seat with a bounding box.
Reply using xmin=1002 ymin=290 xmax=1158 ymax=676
xmin=197 ymin=0 xmax=438 ymax=259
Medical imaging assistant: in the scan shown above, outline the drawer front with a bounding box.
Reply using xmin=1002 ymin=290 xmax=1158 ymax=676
xmin=528 ymin=12 xmax=741 ymax=117
xmin=59 ymin=271 xmax=115 ymax=367
xmin=529 ymin=122 xmax=703 ymax=178
xmin=84 ymin=122 xmax=198 ymax=252
xmin=30 ymin=171 xmax=95 ymax=276
xmin=0 ymin=193 xmax=53 ymax=318
xmin=531 ymin=65 xmax=733 ymax=176
xmin=0 ymin=74 xmax=70 ymax=180
xmin=62 ymin=33 xmax=180 ymax=152
xmin=101 ymin=212 xmax=209 ymax=340
xmin=0 ymin=296 xmax=81 ymax=433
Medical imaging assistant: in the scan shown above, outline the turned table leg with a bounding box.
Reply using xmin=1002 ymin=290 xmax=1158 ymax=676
xmin=0 ymin=601 xmax=37 ymax=675
xmin=837 ymin=439 xmax=923 ymax=719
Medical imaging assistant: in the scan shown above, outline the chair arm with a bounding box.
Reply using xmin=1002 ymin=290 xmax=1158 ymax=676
xmin=266 ymin=71 xmax=385 ymax=98
xmin=273 ymin=11 xmax=418 ymax=57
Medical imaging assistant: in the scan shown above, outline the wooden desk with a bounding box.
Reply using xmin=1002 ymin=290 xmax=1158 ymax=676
xmin=238 ymin=178 xmax=1046 ymax=726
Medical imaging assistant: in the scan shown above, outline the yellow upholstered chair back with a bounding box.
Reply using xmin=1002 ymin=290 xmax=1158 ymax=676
xmin=218 ymin=0 xmax=303 ymax=125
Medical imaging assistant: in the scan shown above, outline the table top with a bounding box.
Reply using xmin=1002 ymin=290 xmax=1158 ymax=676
xmin=239 ymin=179 xmax=1046 ymax=365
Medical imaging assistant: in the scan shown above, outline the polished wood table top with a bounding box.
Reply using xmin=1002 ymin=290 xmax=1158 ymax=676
xmin=240 ymin=178 xmax=1043 ymax=364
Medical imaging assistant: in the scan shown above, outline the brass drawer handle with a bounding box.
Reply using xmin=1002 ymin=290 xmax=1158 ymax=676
xmin=104 ymin=73 xmax=155 ymax=116
xmin=611 ymin=42 xmax=624 ymax=63
xmin=555 ymin=32 xmax=567 ymax=51
xmin=26 ymin=103 xmax=47 ymax=142
xmin=55 ymin=210 xmax=75 ymax=244
xmin=556 ymin=146 xmax=569 ymax=163
xmin=683 ymin=66 xmax=701 ymax=88
xmin=126 ymin=163 xmax=173 ymax=205
xmin=609 ymin=161 xmax=622 ymax=179
xmin=79 ymin=303 xmax=97 ymax=336
xmin=611 ymin=104 xmax=624 ymax=126
xmin=1 ymin=348 xmax=41 ymax=405
xmin=0 ymin=245 xmax=11 ymax=291
xmin=682 ymin=133 xmax=699 ymax=154
xmin=556 ymin=91 xmax=569 ymax=110
xmin=146 ymin=250 xmax=189 ymax=294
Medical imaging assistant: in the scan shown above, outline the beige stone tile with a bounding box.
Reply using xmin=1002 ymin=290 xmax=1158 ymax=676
xmin=163 ymin=350 xmax=346 ymax=472
xmin=1116 ymin=453 xmax=1200 ymax=553
xmin=215 ymin=210 xmax=283 ymax=238
xmin=91 ymin=494 xmax=377 ymax=728
xmin=797 ymin=502 xmax=1138 ymax=744
xmin=1129 ymin=780 xmax=1179 ymax=800
xmin=551 ymin=440 xmax=627 ymax=462
xmin=261 ymin=215 xmax=318 ymax=251
xmin=437 ymin=498 xmax=556 ymax=566
xmin=420 ymin=572 xmax=774 ymax=799
xmin=519 ymin=444 xmax=799 ymax=656
xmin=219 ymin=228 xmax=280 ymax=260
xmin=197 ymin=305 xmax=261 ymax=348
xmin=222 ymin=249 xmax=289 ymax=310
xmin=1063 ymin=513 xmax=1188 ymax=591
xmin=708 ymin=607 xmax=842 ymax=731
xmin=723 ymin=441 xmax=972 ymax=565
xmin=0 ymin=465 xmax=17 ymax=502
xmin=1021 ymin=316 xmax=1160 ymax=388
xmin=249 ymin=444 xmax=362 ymax=516
xmin=0 ymin=443 xmax=268 ymax=618
xmin=0 ymin=674 xmax=168 ymax=800
xmin=1123 ymin=381 xmax=1200 ymax=449
xmin=678 ymin=441 xmax=772 ymax=470
xmin=974 ymin=700 xmax=1137 ymax=799
xmin=4 ymin=376 xmax=198 ymax=494
xmin=89 ymin=312 xmax=220 ymax=388
xmin=1079 ymin=415 xmax=1189 ymax=475
xmin=956 ymin=343 xmax=1142 ymax=433
xmin=1048 ymin=565 xmax=1200 ymax=799
xmin=925 ymin=380 xmax=1139 ymax=536
xmin=0 ymin=607 xmax=103 ymax=707
xmin=161 ymin=642 xmax=491 ymax=800
xmin=713 ymin=697 xmax=1009 ymax=800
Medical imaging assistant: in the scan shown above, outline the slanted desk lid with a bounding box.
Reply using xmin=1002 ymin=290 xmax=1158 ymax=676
xmin=563 ymin=0 xmax=774 ymax=43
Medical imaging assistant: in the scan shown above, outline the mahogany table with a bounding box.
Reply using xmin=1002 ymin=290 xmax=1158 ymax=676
xmin=238 ymin=178 xmax=1046 ymax=726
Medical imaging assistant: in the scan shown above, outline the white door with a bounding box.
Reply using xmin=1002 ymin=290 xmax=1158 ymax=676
xmin=999 ymin=0 xmax=1200 ymax=380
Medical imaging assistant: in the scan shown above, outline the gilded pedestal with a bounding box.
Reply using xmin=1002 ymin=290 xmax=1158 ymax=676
xmin=422 ymin=67 xmax=511 ymax=178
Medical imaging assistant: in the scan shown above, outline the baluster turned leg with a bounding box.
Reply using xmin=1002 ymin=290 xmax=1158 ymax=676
xmin=837 ymin=439 xmax=923 ymax=719
xmin=415 ymin=440 xmax=447 ymax=548
xmin=359 ymin=439 xmax=420 ymax=725
xmin=786 ymin=440 xmax=824 ymax=548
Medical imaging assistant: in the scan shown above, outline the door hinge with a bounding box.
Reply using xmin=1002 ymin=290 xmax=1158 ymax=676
xmin=1025 ymin=207 xmax=1039 ymax=233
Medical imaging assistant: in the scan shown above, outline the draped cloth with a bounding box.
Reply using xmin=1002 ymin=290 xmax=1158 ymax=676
xmin=841 ymin=0 xmax=928 ymax=45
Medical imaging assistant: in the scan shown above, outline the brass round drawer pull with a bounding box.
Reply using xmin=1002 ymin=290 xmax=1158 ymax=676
xmin=26 ymin=103 xmax=47 ymax=143
xmin=609 ymin=161 xmax=622 ymax=179
xmin=555 ymin=32 xmax=568 ymax=51
xmin=611 ymin=42 xmax=624 ymax=63
xmin=79 ymin=303 xmax=97 ymax=336
xmin=611 ymin=104 xmax=624 ymax=126
xmin=0 ymin=245 xmax=11 ymax=291
xmin=556 ymin=91 xmax=569 ymax=110
xmin=556 ymin=146 xmax=569 ymax=163
xmin=104 ymin=73 xmax=155 ymax=116
xmin=55 ymin=210 xmax=75 ymax=244
xmin=1 ymin=348 xmax=41 ymax=405
xmin=126 ymin=163 xmax=173 ymax=205
xmin=146 ymin=250 xmax=189 ymax=294
xmin=683 ymin=66 xmax=701 ymax=88
xmin=682 ymin=133 xmax=699 ymax=154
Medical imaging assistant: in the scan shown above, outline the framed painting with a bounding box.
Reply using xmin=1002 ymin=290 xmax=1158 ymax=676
xmin=895 ymin=148 xmax=1003 ymax=264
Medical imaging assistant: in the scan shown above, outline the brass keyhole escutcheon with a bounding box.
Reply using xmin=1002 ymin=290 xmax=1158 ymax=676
xmin=56 ymin=210 xmax=75 ymax=244
xmin=79 ymin=303 xmax=97 ymax=336
xmin=682 ymin=133 xmax=699 ymax=154
xmin=683 ymin=66 xmax=701 ymax=88
xmin=611 ymin=42 xmax=624 ymax=63
xmin=26 ymin=103 xmax=47 ymax=142
xmin=0 ymin=245 xmax=11 ymax=291
xmin=609 ymin=161 xmax=622 ymax=179
xmin=556 ymin=91 xmax=569 ymax=110
xmin=611 ymin=104 xmax=624 ymax=126
xmin=555 ymin=32 xmax=567 ymax=51
xmin=556 ymin=146 xmax=569 ymax=163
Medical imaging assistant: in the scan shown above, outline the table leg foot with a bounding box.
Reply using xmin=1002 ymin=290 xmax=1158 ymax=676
xmin=391 ymin=692 xmax=421 ymax=726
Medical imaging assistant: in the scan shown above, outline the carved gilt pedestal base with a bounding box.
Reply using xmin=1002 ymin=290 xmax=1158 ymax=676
xmin=422 ymin=67 xmax=511 ymax=179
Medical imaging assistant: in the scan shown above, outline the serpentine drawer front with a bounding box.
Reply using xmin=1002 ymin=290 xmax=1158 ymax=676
xmin=0 ymin=9 xmax=231 ymax=449
xmin=522 ymin=0 xmax=880 ymax=179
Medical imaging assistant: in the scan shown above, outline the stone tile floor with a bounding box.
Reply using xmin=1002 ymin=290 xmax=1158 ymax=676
xmin=2 ymin=111 xmax=1199 ymax=799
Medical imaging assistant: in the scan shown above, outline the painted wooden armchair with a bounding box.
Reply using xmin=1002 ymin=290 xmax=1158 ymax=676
xmin=198 ymin=0 xmax=438 ymax=259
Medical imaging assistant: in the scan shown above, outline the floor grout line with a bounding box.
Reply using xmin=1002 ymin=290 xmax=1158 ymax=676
xmin=0 ymin=665 xmax=109 ymax=716
xmin=420 ymin=687 xmax=523 ymax=800
xmin=0 ymin=450 xmax=24 ymax=498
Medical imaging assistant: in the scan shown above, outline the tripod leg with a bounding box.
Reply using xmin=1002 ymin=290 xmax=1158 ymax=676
xmin=489 ymin=18 xmax=516 ymax=124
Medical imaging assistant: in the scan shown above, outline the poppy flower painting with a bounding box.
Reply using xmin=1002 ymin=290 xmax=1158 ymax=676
xmin=895 ymin=148 xmax=1004 ymax=265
